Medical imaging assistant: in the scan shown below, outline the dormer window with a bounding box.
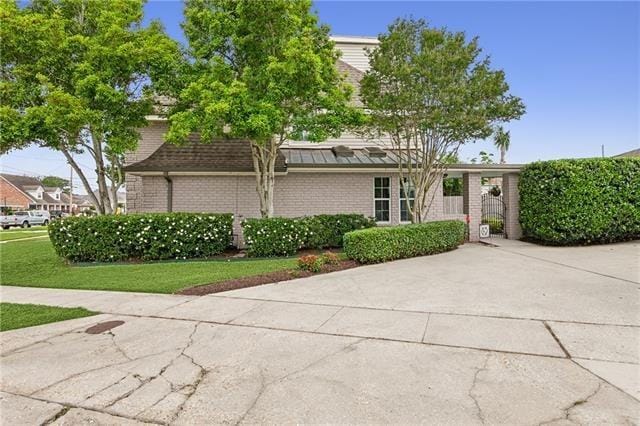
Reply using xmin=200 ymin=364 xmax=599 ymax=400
xmin=54 ymin=193 xmax=60 ymax=200
xmin=36 ymin=191 xmax=43 ymax=200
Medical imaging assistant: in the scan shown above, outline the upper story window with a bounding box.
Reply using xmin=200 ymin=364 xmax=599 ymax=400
xmin=400 ymin=177 xmax=416 ymax=222
xmin=54 ymin=192 xmax=60 ymax=200
xmin=373 ymin=177 xmax=390 ymax=223
xmin=36 ymin=191 xmax=43 ymax=200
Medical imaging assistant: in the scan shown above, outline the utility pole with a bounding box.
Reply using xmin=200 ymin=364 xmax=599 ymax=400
xmin=601 ymin=144 xmax=605 ymax=158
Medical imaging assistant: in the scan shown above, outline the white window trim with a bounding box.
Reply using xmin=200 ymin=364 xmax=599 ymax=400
xmin=399 ymin=177 xmax=415 ymax=224
xmin=373 ymin=176 xmax=391 ymax=224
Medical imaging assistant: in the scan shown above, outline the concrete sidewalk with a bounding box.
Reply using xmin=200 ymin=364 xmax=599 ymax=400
xmin=1 ymin=240 xmax=638 ymax=424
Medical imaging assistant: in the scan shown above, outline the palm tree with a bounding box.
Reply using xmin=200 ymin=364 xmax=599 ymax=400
xmin=493 ymin=126 xmax=511 ymax=164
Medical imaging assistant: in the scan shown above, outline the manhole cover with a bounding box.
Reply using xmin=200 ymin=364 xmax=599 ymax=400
xmin=85 ymin=320 xmax=125 ymax=334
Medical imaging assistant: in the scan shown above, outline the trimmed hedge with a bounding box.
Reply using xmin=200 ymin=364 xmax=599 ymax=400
xmin=301 ymin=214 xmax=377 ymax=249
xmin=49 ymin=213 xmax=233 ymax=262
xmin=343 ymin=220 xmax=465 ymax=264
xmin=519 ymin=158 xmax=640 ymax=245
xmin=242 ymin=217 xmax=308 ymax=257
xmin=242 ymin=213 xmax=376 ymax=257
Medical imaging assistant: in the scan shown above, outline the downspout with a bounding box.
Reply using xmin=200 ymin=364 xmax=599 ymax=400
xmin=163 ymin=172 xmax=173 ymax=213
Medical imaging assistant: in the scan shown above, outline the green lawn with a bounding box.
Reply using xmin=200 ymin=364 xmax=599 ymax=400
xmin=0 ymin=229 xmax=49 ymax=241
xmin=0 ymin=302 xmax=96 ymax=331
xmin=0 ymin=238 xmax=297 ymax=294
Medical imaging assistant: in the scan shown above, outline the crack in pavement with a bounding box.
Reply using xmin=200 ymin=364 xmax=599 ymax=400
xmin=537 ymin=382 xmax=603 ymax=426
xmin=234 ymin=368 xmax=267 ymax=426
xmin=109 ymin=322 xmax=208 ymax=423
xmin=543 ymin=321 xmax=571 ymax=358
xmin=2 ymin=390 xmax=165 ymax=426
xmin=1 ymin=317 xmax=112 ymax=357
xmin=159 ymin=322 xmax=209 ymax=424
xmin=106 ymin=330 xmax=133 ymax=361
xmin=233 ymin=337 xmax=367 ymax=425
xmin=82 ymin=373 xmax=135 ymax=404
xmin=468 ymin=352 xmax=491 ymax=425
xmin=41 ymin=405 xmax=70 ymax=425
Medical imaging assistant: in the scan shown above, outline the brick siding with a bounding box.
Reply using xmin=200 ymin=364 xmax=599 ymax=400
xmin=125 ymin=121 xmax=167 ymax=213
xmin=0 ymin=177 xmax=32 ymax=209
xmin=502 ymin=173 xmax=522 ymax=239
xmin=463 ymin=172 xmax=482 ymax=242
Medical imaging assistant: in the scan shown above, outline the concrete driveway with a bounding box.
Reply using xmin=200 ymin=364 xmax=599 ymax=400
xmin=1 ymin=240 xmax=638 ymax=424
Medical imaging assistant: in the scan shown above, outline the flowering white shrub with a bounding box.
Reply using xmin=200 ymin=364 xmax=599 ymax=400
xmin=241 ymin=214 xmax=376 ymax=257
xmin=49 ymin=213 xmax=233 ymax=262
xmin=241 ymin=217 xmax=308 ymax=257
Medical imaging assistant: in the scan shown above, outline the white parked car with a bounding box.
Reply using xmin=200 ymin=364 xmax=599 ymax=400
xmin=0 ymin=210 xmax=50 ymax=229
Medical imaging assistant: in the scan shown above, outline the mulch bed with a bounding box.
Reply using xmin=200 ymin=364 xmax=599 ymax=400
xmin=177 ymin=259 xmax=359 ymax=296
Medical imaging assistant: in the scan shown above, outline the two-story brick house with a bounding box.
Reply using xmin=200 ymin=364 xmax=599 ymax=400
xmin=124 ymin=36 xmax=523 ymax=242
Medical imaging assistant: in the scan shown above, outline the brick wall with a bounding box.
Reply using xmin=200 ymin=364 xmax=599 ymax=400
xmin=463 ymin=172 xmax=482 ymax=242
xmin=139 ymin=172 xmax=451 ymax=243
xmin=502 ymin=173 xmax=522 ymax=240
xmin=125 ymin=121 xmax=167 ymax=213
xmin=0 ymin=178 xmax=32 ymax=209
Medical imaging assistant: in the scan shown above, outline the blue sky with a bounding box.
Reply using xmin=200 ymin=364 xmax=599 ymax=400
xmin=2 ymin=0 xmax=638 ymax=192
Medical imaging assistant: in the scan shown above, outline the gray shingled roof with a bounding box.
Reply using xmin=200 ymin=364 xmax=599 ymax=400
xmin=0 ymin=173 xmax=69 ymax=205
xmin=613 ymin=148 xmax=640 ymax=158
xmin=123 ymin=137 xmax=287 ymax=173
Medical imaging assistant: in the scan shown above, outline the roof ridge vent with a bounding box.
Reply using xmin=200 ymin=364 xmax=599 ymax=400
xmin=364 ymin=146 xmax=387 ymax=158
xmin=331 ymin=145 xmax=354 ymax=158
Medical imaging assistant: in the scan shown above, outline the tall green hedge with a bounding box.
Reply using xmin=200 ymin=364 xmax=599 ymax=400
xmin=519 ymin=158 xmax=640 ymax=245
xmin=343 ymin=220 xmax=465 ymax=264
xmin=49 ymin=213 xmax=233 ymax=262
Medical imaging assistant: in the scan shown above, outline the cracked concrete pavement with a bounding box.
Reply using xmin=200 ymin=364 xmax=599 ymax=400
xmin=1 ymin=239 xmax=638 ymax=424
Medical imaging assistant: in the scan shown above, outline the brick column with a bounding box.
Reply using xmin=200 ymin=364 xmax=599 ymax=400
xmin=463 ymin=172 xmax=482 ymax=242
xmin=502 ymin=173 xmax=522 ymax=240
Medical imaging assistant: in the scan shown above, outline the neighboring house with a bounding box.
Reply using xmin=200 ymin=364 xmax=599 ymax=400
xmin=0 ymin=174 xmax=75 ymax=212
xmin=124 ymin=36 xmax=523 ymax=242
xmin=91 ymin=189 xmax=127 ymax=214
xmin=613 ymin=148 xmax=640 ymax=158
xmin=73 ymin=194 xmax=95 ymax=213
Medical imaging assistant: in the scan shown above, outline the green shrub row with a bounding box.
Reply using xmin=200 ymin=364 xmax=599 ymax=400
xmin=343 ymin=220 xmax=465 ymax=264
xmin=301 ymin=214 xmax=377 ymax=249
xmin=242 ymin=214 xmax=376 ymax=257
xmin=519 ymin=158 xmax=640 ymax=245
xmin=242 ymin=217 xmax=308 ymax=257
xmin=49 ymin=213 xmax=233 ymax=262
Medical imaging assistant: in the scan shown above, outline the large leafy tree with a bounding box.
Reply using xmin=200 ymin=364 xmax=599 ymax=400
xmin=0 ymin=0 xmax=179 ymax=214
xmin=166 ymin=0 xmax=360 ymax=218
xmin=41 ymin=176 xmax=71 ymax=193
xmin=361 ymin=19 xmax=525 ymax=223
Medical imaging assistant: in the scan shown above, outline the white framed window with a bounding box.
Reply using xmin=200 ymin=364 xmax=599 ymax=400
xmin=54 ymin=193 xmax=60 ymax=200
xmin=399 ymin=177 xmax=416 ymax=223
xmin=36 ymin=191 xmax=43 ymax=200
xmin=373 ymin=177 xmax=390 ymax=223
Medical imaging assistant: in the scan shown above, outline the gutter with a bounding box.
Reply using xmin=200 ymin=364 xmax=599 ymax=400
xmin=163 ymin=172 xmax=173 ymax=212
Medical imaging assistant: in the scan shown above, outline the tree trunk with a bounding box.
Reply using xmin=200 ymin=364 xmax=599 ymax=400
xmin=500 ymin=146 xmax=506 ymax=164
xmin=61 ymin=148 xmax=102 ymax=212
xmin=251 ymin=140 xmax=278 ymax=218
xmin=109 ymin=184 xmax=119 ymax=213
xmin=92 ymin=131 xmax=113 ymax=215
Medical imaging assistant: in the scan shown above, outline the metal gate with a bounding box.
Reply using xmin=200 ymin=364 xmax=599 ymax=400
xmin=481 ymin=194 xmax=505 ymax=237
